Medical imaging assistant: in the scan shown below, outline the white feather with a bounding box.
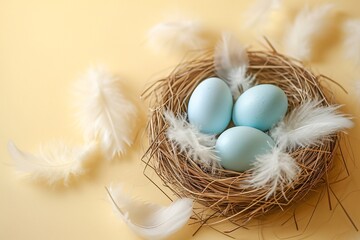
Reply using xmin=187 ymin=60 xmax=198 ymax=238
xmin=244 ymin=0 xmax=282 ymax=28
xmin=355 ymin=79 xmax=360 ymax=100
xmin=147 ymin=18 xmax=207 ymax=53
xmin=164 ymin=110 xmax=220 ymax=172
xmin=270 ymin=100 xmax=353 ymax=150
xmin=73 ymin=67 xmax=137 ymax=159
xmin=106 ymin=185 xmax=193 ymax=240
xmin=343 ymin=19 xmax=360 ymax=65
xmin=7 ymin=140 xmax=97 ymax=185
xmin=249 ymin=146 xmax=300 ymax=199
xmin=283 ymin=4 xmax=334 ymax=60
xmin=214 ymin=33 xmax=255 ymax=99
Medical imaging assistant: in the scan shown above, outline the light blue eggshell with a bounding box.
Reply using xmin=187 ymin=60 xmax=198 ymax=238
xmin=216 ymin=126 xmax=275 ymax=172
xmin=188 ymin=77 xmax=233 ymax=134
xmin=232 ymin=84 xmax=288 ymax=131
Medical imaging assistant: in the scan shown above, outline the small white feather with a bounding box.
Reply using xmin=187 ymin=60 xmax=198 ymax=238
xmin=355 ymin=79 xmax=360 ymax=100
xmin=164 ymin=110 xmax=220 ymax=172
xmin=106 ymin=185 xmax=193 ymax=240
xmin=214 ymin=33 xmax=255 ymax=99
xmin=343 ymin=19 xmax=360 ymax=65
xmin=73 ymin=67 xmax=137 ymax=159
xmin=7 ymin=140 xmax=97 ymax=185
xmin=244 ymin=0 xmax=282 ymax=28
xmin=147 ymin=18 xmax=207 ymax=53
xmin=270 ymin=100 xmax=353 ymax=150
xmin=283 ymin=4 xmax=334 ymax=60
xmin=249 ymin=146 xmax=300 ymax=199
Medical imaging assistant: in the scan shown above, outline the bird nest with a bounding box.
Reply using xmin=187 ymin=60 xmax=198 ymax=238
xmin=141 ymin=46 xmax=342 ymax=229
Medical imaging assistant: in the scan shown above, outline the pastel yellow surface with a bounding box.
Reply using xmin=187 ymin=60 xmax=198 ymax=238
xmin=1 ymin=0 xmax=360 ymax=239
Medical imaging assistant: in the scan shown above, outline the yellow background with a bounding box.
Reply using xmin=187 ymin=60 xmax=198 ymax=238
xmin=1 ymin=0 xmax=360 ymax=239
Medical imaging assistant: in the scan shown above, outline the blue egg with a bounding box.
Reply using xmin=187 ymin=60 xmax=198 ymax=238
xmin=188 ymin=77 xmax=233 ymax=134
xmin=216 ymin=126 xmax=275 ymax=172
xmin=232 ymin=84 xmax=288 ymax=131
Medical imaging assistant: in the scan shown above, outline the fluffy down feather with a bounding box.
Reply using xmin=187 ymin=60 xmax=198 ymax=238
xmin=164 ymin=110 xmax=220 ymax=172
xmin=8 ymin=140 xmax=97 ymax=185
xmin=343 ymin=19 xmax=360 ymax=65
xmin=147 ymin=18 xmax=207 ymax=53
xmin=244 ymin=0 xmax=282 ymax=28
xmin=106 ymin=185 xmax=193 ymax=240
xmin=283 ymin=4 xmax=334 ymax=60
xmin=214 ymin=33 xmax=255 ymax=99
xmin=355 ymin=79 xmax=360 ymax=100
xmin=270 ymin=100 xmax=353 ymax=150
xmin=249 ymin=146 xmax=300 ymax=199
xmin=73 ymin=67 xmax=137 ymax=159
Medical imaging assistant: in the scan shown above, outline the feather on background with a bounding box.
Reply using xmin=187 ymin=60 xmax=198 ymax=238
xmin=283 ymin=4 xmax=334 ymax=60
xmin=106 ymin=185 xmax=193 ymax=240
xmin=73 ymin=67 xmax=138 ymax=159
xmin=343 ymin=19 xmax=360 ymax=65
xmin=355 ymin=79 xmax=360 ymax=101
xmin=147 ymin=17 xmax=208 ymax=53
xmin=8 ymin=140 xmax=97 ymax=185
xmin=244 ymin=0 xmax=282 ymax=28
xmin=214 ymin=34 xmax=255 ymax=99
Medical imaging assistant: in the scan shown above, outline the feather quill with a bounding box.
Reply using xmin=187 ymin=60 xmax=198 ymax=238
xmin=164 ymin=110 xmax=220 ymax=172
xmin=214 ymin=34 xmax=255 ymax=99
xmin=283 ymin=4 xmax=334 ymax=60
xmin=244 ymin=0 xmax=282 ymax=28
xmin=147 ymin=18 xmax=207 ymax=53
xmin=343 ymin=19 xmax=360 ymax=65
xmin=249 ymin=146 xmax=300 ymax=199
xmin=270 ymin=100 xmax=353 ymax=150
xmin=7 ymin=140 xmax=97 ymax=185
xmin=106 ymin=185 xmax=193 ymax=240
xmin=73 ymin=67 xmax=137 ymax=159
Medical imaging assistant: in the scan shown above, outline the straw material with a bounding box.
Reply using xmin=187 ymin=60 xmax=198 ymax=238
xmin=142 ymin=47 xmax=339 ymax=227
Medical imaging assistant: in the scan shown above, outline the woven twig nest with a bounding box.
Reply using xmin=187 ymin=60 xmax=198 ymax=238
xmin=142 ymin=46 xmax=341 ymax=227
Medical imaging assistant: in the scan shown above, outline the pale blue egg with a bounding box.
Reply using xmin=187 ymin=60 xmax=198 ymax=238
xmin=232 ymin=84 xmax=288 ymax=131
xmin=188 ymin=77 xmax=233 ymax=134
xmin=216 ymin=126 xmax=275 ymax=172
